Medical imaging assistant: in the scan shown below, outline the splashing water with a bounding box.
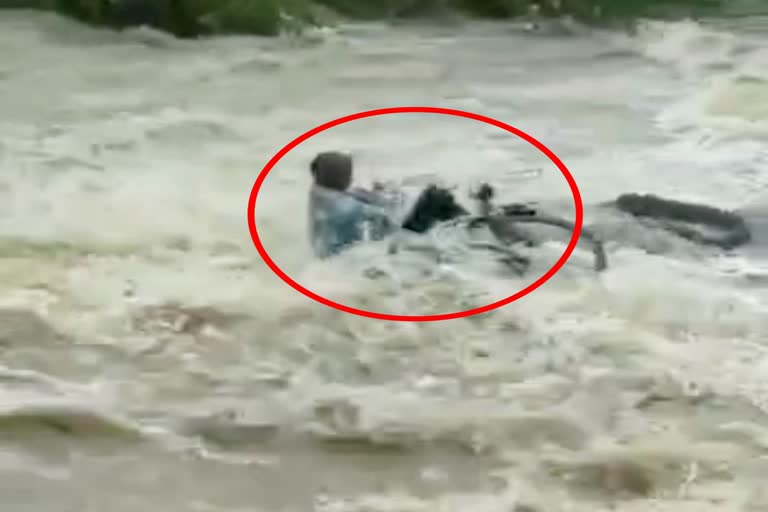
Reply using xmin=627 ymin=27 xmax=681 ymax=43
xmin=0 ymin=10 xmax=767 ymax=512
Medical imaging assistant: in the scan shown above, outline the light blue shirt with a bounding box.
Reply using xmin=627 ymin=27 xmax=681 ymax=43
xmin=309 ymin=185 xmax=394 ymax=259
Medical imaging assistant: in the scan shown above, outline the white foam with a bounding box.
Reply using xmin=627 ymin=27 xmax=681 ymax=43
xmin=0 ymin=13 xmax=767 ymax=511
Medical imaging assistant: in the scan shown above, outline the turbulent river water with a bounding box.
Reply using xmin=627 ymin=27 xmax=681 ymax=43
xmin=1 ymin=9 xmax=768 ymax=512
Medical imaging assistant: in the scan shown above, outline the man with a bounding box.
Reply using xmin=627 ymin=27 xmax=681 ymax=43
xmin=308 ymin=151 xmax=396 ymax=259
xmin=308 ymin=151 xmax=473 ymax=260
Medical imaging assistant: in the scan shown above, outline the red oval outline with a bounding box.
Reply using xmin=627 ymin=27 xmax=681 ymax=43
xmin=248 ymin=106 xmax=583 ymax=322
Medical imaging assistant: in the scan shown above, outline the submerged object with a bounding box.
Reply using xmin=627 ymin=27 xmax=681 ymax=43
xmin=374 ymin=185 xmax=753 ymax=279
xmin=400 ymin=184 xmax=469 ymax=234
xmin=488 ymin=211 xmax=608 ymax=272
xmin=392 ymin=183 xmax=608 ymax=275
xmin=615 ymin=193 xmax=752 ymax=250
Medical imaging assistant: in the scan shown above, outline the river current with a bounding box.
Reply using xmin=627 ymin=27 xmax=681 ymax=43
xmin=0 ymin=10 xmax=767 ymax=512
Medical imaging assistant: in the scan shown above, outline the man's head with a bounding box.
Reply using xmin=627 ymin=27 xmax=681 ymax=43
xmin=310 ymin=151 xmax=353 ymax=191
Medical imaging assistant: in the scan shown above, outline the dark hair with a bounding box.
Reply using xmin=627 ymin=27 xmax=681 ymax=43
xmin=310 ymin=151 xmax=353 ymax=191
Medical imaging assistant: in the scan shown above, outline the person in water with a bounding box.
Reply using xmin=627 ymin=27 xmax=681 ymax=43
xmin=308 ymin=151 xmax=396 ymax=258
xmin=308 ymin=150 xmax=475 ymax=259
